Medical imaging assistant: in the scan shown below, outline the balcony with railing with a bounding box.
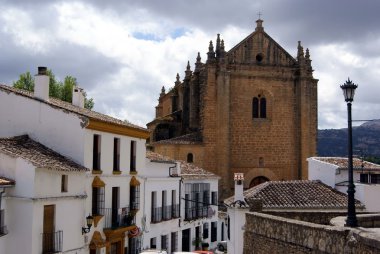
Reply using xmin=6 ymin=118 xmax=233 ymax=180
xmin=172 ymin=204 xmax=180 ymax=218
xmin=151 ymin=207 xmax=162 ymax=223
xmin=103 ymin=206 xmax=135 ymax=230
xmin=184 ymin=206 xmax=209 ymax=221
xmin=162 ymin=205 xmax=172 ymax=221
xmin=42 ymin=230 xmax=63 ymax=254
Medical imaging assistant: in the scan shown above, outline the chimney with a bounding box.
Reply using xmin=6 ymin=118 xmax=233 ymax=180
xmin=34 ymin=66 xmax=49 ymax=101
xmin=72 ymin=86 xmax=85 ymax=108
xmin=234 ymin=173 xmax=244 ymax=202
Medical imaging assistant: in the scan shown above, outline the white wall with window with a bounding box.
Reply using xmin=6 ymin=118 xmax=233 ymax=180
xmin=308 ymin=157 xmax=380 ymax=212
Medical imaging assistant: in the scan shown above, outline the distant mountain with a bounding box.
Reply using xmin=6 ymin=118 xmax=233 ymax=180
xmin=318 ymin=119 xmax=380 ymax=158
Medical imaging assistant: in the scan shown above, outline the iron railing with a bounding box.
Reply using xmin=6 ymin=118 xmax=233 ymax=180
xmin=162 ymin=205 xmax=172 ymax=221
xmin=42 ymin=230 xmax=63 ymax=253
xmin=151 ymin=207 xmax=162 ymax=223
xmin=103 ymin=207 xmax=135 ymax=229
xmin=185 ymin=206 xmax=209 ymax=221
xmin=172 ymin=204 xmax=180 ymax=218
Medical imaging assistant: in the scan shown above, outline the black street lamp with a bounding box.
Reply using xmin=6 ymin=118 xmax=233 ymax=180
xmin=340 ymin=78 xmax=358 ymax=227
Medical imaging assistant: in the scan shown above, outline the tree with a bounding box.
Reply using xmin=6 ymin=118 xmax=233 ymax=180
xmin=13 ymin=71 xmax=34 ymax=91
xmin=12 ymin=70 xmax=94 ymax=110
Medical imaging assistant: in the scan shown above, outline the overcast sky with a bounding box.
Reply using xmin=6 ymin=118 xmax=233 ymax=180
xmin=1 ymin=0 xmax=379 ymax=129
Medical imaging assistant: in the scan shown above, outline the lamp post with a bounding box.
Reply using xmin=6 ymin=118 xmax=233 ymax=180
xmin=340 ymin=78 xmax=358 ymax=227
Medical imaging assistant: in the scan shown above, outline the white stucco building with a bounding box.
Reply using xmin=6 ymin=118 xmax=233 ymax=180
xmin=308 ymin=157 xmax=380 ymax=212
xmin=0 ymin=67 xmax=150 ymax=254
xmin=140 ymin=152 xmax=220 ymax=253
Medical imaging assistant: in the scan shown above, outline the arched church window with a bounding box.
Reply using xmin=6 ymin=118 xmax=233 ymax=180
xmin=252 ymin=95 xmax=267 ymax=119
xmin=252 ymin=98 xmax=259 ymax=118
xmin=187 ymin=153 xmax=193 ymax=163
xmin=260 ymin=98 xmax=266 ymax=118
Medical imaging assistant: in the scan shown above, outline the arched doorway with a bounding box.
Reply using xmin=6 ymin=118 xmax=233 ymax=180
xmin=249 ymin=176 xmax=269 ymax=188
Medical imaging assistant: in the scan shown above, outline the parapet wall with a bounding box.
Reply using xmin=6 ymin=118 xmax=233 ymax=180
xmin=244 ymin=212 xmax=380 ymax=254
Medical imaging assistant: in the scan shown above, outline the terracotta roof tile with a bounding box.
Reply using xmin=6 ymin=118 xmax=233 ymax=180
xmin=0 ymin=176 xmax=15 ymax=186
xmin=224 ymin=180 xmax=365 ymax=210
xmin=179 ymin=160 xmax=219 ymax=180
xmin=146 ymin=151 xmax=175 ymax=163
xmin=0 ymin=84 xmax=147 ymax=132
xmin=0 ymin=135 xmax=89 ymax=172
xmin=154 ymin=132 xmax=202 ymax=145
xmin=313 ymin=157 xmax=380 ymax=171
xmin=145 ymin=151 xmax=219 ymax=179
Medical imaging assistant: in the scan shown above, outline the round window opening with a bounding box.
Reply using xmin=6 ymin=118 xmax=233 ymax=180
xmin=256 ymin=53 xmax=263 ymax=63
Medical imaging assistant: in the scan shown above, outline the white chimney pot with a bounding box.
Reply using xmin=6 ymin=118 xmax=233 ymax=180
xmin=34 ymin=66 xmax=49 ymax=101
xmin=234 ymin=173 xmax=245 ymax=202
xmin=72 ymin=86 xmax=85 ymax=108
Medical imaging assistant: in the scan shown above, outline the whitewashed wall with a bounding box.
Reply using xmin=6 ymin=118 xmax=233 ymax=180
xmin=0 ymin=91 xmax=86 ymax=165
xmin=307 ymin=158 xmax=337 ymax=187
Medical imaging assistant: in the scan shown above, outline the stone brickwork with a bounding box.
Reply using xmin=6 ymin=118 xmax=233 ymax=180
xmin=244 ymin=212 xmax=380 ymax=254
xmin=154 ymin=144 xmax=204 ymax=166
xmin=147 ymin=19 xmax=318 ymax=197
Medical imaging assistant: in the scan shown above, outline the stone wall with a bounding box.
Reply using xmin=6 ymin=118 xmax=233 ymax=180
xmin=244 ymin=212 xmax=380 ymax=254
xmin=265 ymin=211 xmax=348 ymax=225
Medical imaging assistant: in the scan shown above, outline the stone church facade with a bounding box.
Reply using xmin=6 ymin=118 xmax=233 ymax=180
xmin=147 ymin=19 xmax=318 ymax=197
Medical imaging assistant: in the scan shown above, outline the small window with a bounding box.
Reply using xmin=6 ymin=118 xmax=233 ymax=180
xmin=130 ymin=141 xmax=136 ymax=172
xmin=187 ymin=153 xmax=193 ymax=163
xmin=61 ymin=175 xmax=68 ymax=192
xmin=93 ymin=135 xmax=101 ymax=170
xmin=259 ymin=157 xmax=264 ymax=167
xmin=203 ymin=222 xmax=209 ymax=239
xmin=211 ymin=191 xmax=218 ymax=205
xmin=252 ymin=98 xmax=259 ymax=118
xmin=360 ymin=173 xmax=369 ymax=183
xmin=211 ymin=221 xmax=217 ymax=242
xmin=113 ymin=138 xmax=120 ymax=172
xmin=371 ymin=174 xmax=380 ymax=184
xmin=260 ymin=98 xmax=266 ymax=118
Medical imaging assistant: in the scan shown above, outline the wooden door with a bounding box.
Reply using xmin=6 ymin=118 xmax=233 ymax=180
xmin=43 ymin=205 xmax=55 ymax=252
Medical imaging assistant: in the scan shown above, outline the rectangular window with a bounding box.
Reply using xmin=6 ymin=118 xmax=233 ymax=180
xmin=211 ymin=221 xmax=217 ymax=242
xmin=92 ymin=134 xmax=101 ymax=170
xmin=203 ymin=222 xmax=209 ymax=239
xmin=211 ymin=191 xmax=217 ymax=205
xmin=113 ymin=138 xmax=120 ymax=171
xmin=161 ymin=234 xmax=168 ymax=251
xmin=130 ymin=185 xmax=140 ymax=211
xmin=61 ymin=175 xmax=68 ymax=192
xmin=371 ymin=174 xmax=380 ymax=184
xmin=360 ymin=173 xmax=369 ymax=183
xmin=92 ymin=187 xmax=105 ymax=215
xmin=221 ymin=222 xmax=225 ymax=241
xmin=171 ymin=232 xmax=178 ymax=252
xmin=130 ymin=140 xmax=136 ymax=172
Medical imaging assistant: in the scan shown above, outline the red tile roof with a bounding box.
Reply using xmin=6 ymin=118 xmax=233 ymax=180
xmin=225 ymin=180 xmax=365 ymax=210
xmin=0 ymin=84 xmax=147 ymax=132
xmin=313 ymin=157 xmax=380 ymax=171
xmin=154 ymin=132 xmax=202 ymax=145
xmin=0 ymin=135 xmax=89 ymax=172
xmin=145 ymin=151 xmax=219 ymax=179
